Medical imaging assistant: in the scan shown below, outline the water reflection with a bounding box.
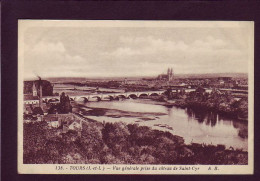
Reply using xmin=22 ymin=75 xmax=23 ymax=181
xmin=233 ymin=121 xmax=248 ymax=139
xmin=186 ymin=108 xmax=218 ymax=127
xmin=185 ymin=107 xmax=248 ymax=139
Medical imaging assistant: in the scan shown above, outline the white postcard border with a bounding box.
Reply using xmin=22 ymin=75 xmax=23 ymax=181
xmin=18 ymin=20 xmax=254 ymax=175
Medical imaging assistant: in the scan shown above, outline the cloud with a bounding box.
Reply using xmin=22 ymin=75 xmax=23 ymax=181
xmin=101 ymin=35 xmax=248 ymax=74
xmin=23 ymin=27 xmax=250 ymax=78
xmin=26 ymin=41 xmax=66 ymax=53
xmin=108 ymin=35 xmax=231 ymax=57
xmin=24 ymin=40 xmax=85 ymax=79
xmin=109 ymin=47 xmax=138 ymax=56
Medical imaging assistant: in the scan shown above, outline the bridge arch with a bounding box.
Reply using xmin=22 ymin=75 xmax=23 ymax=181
xmin=77 ymin=97 xmax=88 ymax=103
xmin=109 ymin=96 xmax=114 ymax=101
xmin=48 ymin=98 xmax=59 ymax=103
xmin=161 ymin=91 xmax=167 ymax=96
xmin=149 ymin=93 xmax=159 ymax=97
xmin=102 ymin=95 xmax=114 ymax=101
xmin=139 ymin=93 xmax=148 ymax=98
xmin=115 ymin=95 xmax=127 ymax=100
xmin=91 ymin=96 xmax=101 ymax=102
xmin=128 ymin=94 xmax=138 ymax=99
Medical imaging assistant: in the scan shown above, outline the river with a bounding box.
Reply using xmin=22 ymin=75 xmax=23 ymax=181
xmin=75 ymin=99 xmax=247 ymax=151
xmin=54 ymin=84 xmax=248 ymax=151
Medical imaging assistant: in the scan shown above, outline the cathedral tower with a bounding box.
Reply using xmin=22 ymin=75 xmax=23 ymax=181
xmin=168 ymin=68 xmax=174 ymax=81
xmin=167 ymin=67 xmax=172 ymax=81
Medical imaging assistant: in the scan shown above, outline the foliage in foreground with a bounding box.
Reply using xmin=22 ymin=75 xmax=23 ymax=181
xmin=24 ymin=121 xmax=248 ymax=165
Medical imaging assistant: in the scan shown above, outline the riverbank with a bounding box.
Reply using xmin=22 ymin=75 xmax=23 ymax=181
xmin=172 ymin=100 xmax=248 ymax=121
xmin=150 ymin=91 xmax=248 ymax=121
xmin=23 ymin=120 xmax=248 ymax=164
xmin=73 ymin=98 xmax=248 ymax=144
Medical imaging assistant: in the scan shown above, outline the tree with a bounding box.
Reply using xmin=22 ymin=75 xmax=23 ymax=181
xmin=164 ymin=88 xmax=173 ymax=99
xmin=23 ymin=122 xmax=48 ymax=163
xmin=58 ymin=92 xmax=72 ymax=114
xmin=32 ymin=107 xmax=44 ymax=115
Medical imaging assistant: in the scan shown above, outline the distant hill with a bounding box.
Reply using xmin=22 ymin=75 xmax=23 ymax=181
xmin=46 ymin=77 xmax=89 ymax=83
xmin=45 ymin=73 xmax=247 ymax=83
xmin=173 ymin=73 xmax=248 ymax=79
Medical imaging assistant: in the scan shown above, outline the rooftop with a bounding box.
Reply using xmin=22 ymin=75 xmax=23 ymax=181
xmin=24 ymin=94 xmax=39 ymax=100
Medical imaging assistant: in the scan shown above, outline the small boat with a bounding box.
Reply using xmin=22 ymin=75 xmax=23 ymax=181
xmin=159 ymin=124 xmax=167 ymax=128
xmin=154 ymin=124 xmax=167 ymax=128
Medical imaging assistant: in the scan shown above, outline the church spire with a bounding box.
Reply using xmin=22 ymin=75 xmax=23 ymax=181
xmin=32 ymin=82 xmax=37 ymax=96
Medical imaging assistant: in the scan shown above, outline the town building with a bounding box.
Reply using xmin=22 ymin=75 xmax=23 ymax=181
xmin=157 ymin=68 xmax=174 ymax=82
xmin=43 ymin=113 xmax=83 ymax=137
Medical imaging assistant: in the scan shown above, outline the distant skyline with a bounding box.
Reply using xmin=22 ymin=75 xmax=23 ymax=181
xmin=19 ymin=21 xmax=253 ymax=79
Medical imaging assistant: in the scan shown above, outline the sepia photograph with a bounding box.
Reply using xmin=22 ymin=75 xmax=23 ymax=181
xmin=17 ymin=20 xmax=254 ymax=174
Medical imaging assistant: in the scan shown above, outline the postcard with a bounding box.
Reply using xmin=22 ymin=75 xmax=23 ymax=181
xmin=18 ymin=20 xmax=254 ymax=174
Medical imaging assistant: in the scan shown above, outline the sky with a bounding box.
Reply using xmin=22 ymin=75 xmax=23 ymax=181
xmin=20 ymin=21 xmax=253 ymax=79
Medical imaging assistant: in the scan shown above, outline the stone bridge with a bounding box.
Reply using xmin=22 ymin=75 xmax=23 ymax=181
xmin=23 ymin=88 xmax=248 ymax=105
xmin=24 ymin=90 xmax=165 ymax=104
